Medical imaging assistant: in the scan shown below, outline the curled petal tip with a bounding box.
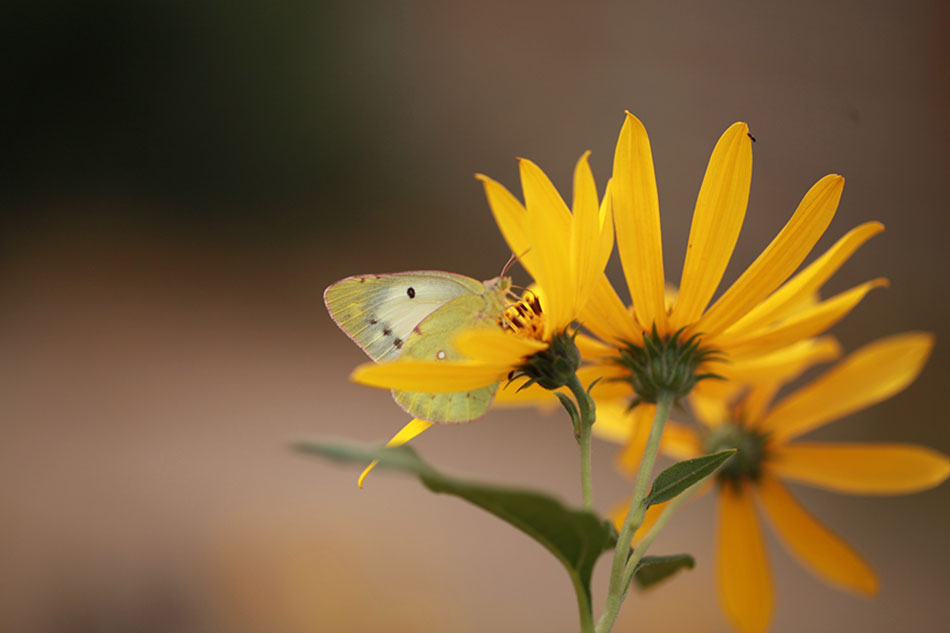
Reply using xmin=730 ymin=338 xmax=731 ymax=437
xmin=357 ymin=461 xmax=376 ymax=488
xmin=622 ymin=110 xmax=645 ymax=127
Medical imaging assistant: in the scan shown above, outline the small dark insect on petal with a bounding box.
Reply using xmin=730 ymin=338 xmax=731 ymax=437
xmin=407 ymin=287 xmax=416 ymax=299
xmin=747 ymin=132 xmax=757 ymax=143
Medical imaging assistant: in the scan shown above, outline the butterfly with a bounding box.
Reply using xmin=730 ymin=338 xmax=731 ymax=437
xmin=324 ymin=270 xmax=512 ymax=423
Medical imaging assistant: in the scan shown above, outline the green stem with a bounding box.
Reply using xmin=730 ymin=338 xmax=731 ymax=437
xmin=621 ymin=479 xmax=701 ymax=586
xmin=566 ymin=374 xmax=596 ymax=512
xmin=595 ymin=391 xmax=674 ymax=633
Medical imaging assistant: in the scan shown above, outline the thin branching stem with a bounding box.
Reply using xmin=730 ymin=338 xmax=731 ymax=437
xmin=566 ymin=374 xmax=596 ymax=512
xmin=596 ymin=391 xmax=674 ymax=633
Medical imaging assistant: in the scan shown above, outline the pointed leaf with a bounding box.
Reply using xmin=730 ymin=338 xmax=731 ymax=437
xmin=555 ymin=392 xmax=581 ymax=434
xmin=645 ymin=449 xmax=736 ymax=506
xmin=294 ymin=439 xmax=616 ymax=600
xmin=633 ymin=553 xmax=695 ymax=589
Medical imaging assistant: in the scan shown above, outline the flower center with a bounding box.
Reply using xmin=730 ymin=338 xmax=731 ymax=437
xmin=501 ymin=289 xmax=546 ymax=340
xmin=611 ymin=326 xmax=721 ymax=404
xmin=702 ymin=422 xmax=769 ymax=487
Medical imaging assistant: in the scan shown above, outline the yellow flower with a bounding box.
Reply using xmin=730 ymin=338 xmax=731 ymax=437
xmin=347 ymin=153 xmax=614 ymax=485
xmin=352 ymin=153 xmax=613 ymax=395
xmin=601 ymin=332 xmax=949 ymax=633
xmin=583 ymin=112 xmax=886 ymax=403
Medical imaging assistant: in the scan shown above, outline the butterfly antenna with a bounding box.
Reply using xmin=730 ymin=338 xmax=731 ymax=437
xmin=500 ymin=248 xmax=531 ymax=278
xmin=500 ymin=253 xmax=518 ymax=278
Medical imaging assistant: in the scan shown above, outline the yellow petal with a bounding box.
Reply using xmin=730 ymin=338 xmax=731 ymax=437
xmin=617 ymin=403 xmax=656 ymax=475
xmin=760 ymin=332 xmax=934 ymax=442
xmin=352 ymin=359 xmax=508 ymax=393
xmin=671 ymin=122 xmax=753 ymax=330
xmin=608 ymin=495 xmax=633 ymax=531
xmin=659 ymin=421 xmax=704 ymax=460
xmin=492 ymin=360 xmax=629 ymax=410
xmin=578 ymin=364 xmax=632 ymax=400
xmin=726 ymin=221 xmax=884 ymax=335
xmin=768 ymin=442 xmax=950 ymax=495
xmin=570 ymin=151 xmax=610 ymax=314
xmin=612 ymin=112 xmax=668 ymax=333
xmin=717 ymin=483 xmax=773 ymax=633
xmin=611 ymin=480 xmax=712 ymax=545
xmin=520 ymin=158 xmax=573 ymax=327
xmin=596 ymin=179 xmax=616 ymax=285
xmin=756 ymin=475 xmax=877 ymax=595
xmin=722 ymin=336 xmax=842 ymax=385
xmin=717 ymin=278 xmax=888 ymax=357
xmin=592 ymin=399 xmax=702 ymax=453
xmin=476 ymin=173 xmax=538 ymax=279
xmin=358 ymin=418 xmax=434 ymax=488
xmin=454 ymin=328 xmax=548 ymax=365
xmin=698 ymin=175 xmax=843 ymax=336
xmin=709 ymin=337 xmax=843 ymax=421
xmin=575 ymin=333 xmax=616 ymax=359
xmin=728 ymin=338 xmax=843 ymax=427
xmin=740 ymin=381 xmax=783 ymax=428
xmin=492 ymin=381 xmax=560 ymax=409
xmin=690 ymin=390 xmax=732 ymax=428
xmin=615 ymin=407 xmax=701 ymax=472
xmin=591 ymin=399 xmax=636 ymax=444
xmin=580 ymin=276 xmax=641 ymax=344
xmin=616 ymin=403 xmax=657 ymax=474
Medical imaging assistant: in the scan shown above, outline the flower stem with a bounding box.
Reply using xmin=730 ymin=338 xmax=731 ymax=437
xmin=595 ymin=391 xmax=674 ymax=633
xmin=566 ymin=374 xmax=596 ymax=512
xmin=621 ymin=479 xmax=701 ymax=586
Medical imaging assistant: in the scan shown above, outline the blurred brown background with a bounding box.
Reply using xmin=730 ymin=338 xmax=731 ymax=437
xmin=1 ymin=1 xmax=948 ymax=632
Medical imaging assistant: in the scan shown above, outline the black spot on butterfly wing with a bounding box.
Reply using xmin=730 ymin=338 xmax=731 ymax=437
xmin=407 ymin=287 xmax=416 ymax=299
xmin=394 ymin=337 xmax=403 ymax=348
xmin=383 ymin=327 xmax=392 ymax=336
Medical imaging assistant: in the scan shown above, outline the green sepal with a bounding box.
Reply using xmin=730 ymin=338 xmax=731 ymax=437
xmin=632 ymin=554 xmax=695 ymax=589
xmin=612 ymin=325 xmax=723 ymax=404
xmin=509 ymin=329 xmax=581 ymax=390
xmin=294 ymin=439 xmax=616 ymax=602
xmin=644 ymin=449 xmax=736 ymax=506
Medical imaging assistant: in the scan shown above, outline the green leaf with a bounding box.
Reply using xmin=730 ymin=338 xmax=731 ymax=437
xmin=294 ymin=439 xmax=616 ymax=602
xmin=555 ymin=392 xmax=581 ymax=433
xmin=633 ymin=554 xmax=695 ymax=589
xmin=644 ymin=449 xmax=736 ymax=506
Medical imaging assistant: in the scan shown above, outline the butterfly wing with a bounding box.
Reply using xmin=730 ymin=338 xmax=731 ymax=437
xmin=324 ymin=271 xmax=486 ymax=362
xmin=325 ymin=271 xmax=511 ymax=423
xmin=392 ymin=291 xmax=505 ymax=423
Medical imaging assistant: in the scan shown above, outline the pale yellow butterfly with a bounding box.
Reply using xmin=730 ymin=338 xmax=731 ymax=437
xmin=324 ymin=270 xmax=512 ymax=422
